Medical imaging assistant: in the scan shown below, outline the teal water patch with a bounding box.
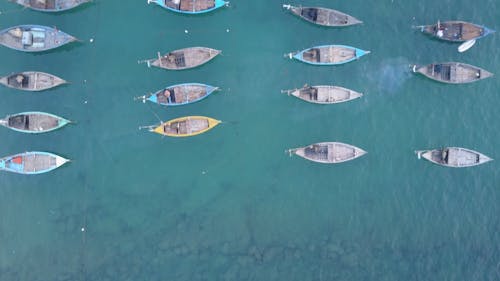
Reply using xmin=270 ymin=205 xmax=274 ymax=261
xmin=0 ymin=0 xmax=499 ymax=280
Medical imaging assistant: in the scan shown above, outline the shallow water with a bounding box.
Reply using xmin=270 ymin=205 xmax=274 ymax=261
xmin=0 ymin=1 xmax=499 ymax=280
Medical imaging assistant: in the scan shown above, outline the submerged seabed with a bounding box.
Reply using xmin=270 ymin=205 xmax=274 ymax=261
xmin=0 ymin=0 xmax=499 ymax=280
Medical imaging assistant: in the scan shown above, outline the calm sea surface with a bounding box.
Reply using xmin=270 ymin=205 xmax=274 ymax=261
xmin=0 ymin=1 xmax=499 ymax=280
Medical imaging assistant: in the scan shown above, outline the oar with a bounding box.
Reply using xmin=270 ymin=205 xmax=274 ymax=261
xmin=137 ymin=58 xmax=154 ymax=67
xmin=133 ymin=94 xmax=150 ymax=103
xmin=458 ymin=39 xmax=476 ymax=53
xmin=138 ymin=124 xmax=157 ymax=130
xmin=285 ymin=148 xmax=297 ymax=157
xmin=414 ymin=150 xmax=427 ymax=159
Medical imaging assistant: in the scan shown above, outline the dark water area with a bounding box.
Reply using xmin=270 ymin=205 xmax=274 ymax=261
xmin=0 ymin=1 xmax=499 ymax=280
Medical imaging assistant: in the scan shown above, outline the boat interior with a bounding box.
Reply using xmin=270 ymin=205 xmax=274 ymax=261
xmin=304 ymin=145 xmax=328 ymax=161
xmin=302 ymin=48 xmax=320 ymax=62
xmin=156 ymin=89 xmax=176 ymax=104
xmin=301 ymin=8 xmax=318 ymax=21
xmin=164 ymin=0 xmax=215 ymax=11
xmin=7 ymin=74 xmax=29 ymax=87
xmin=167 ymin=52 xmax=186 ymax=67
xmin=28 ymin=0 xmax=57 ymax=9
xmin=299 ymin=86 xmax=318 ymax=100
xmin=8 ymin=115 xmax=29 ymax=130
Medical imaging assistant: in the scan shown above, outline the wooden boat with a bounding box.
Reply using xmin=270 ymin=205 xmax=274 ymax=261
xmin=0 ymin=112 xmax=70 ymax=134
xmin=283 ymin=4 xmax=362 ymax=27
xmin=282 ymin=84 xmax=362 ymax=104
xmin=0 ymin=25 xmax=76 ymax=52
xmin=412 ymin=62 xmax=493 ymax=84
xmin=141 ymin=47 xmax=221 ymax=70
xmin=149 ymin=116 xmax=221 ymax=137
xmin=0 ymin=71 xmax=67 ymax=91
xmin=288 ymin=142 xmax=366 ymax=164
xmin=416 ymin=21 xmax=495 ymax=42
xmin=0 ymin=151 xmax=69 ymax=174
xmin=147 ymin=0 xmax=229 ymax=14
xmin=416 ymin=147 xmax=492 ymax=168
xmin=136 ymin=83 xmax=219 ymax=106
xmin=286 ymin=45 xmax=370 ymax=65
xmin=12 ymin=0 xmax=90 ymax=12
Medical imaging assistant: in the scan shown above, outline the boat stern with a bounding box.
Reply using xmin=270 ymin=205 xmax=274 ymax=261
xmin=58 ymin=117 xmax=71 ymax=128
xmin=215 ymin=0 xmax=229 ymax=8
xmin=480 ymin=69 xmax=494 ymax=80
xmin=207 ymin=118 xmax=222 ymax=128
xmin=151 ymin=125 xmax=164 ymax=135
xmin=355 ymin=48 xmax=370 ymax=59
xmin=479 ymin=153 xmax=493 ymax=164
xmin=205 ymin=84 xmax=218 ymax=95
xmin=55 ymin=155 xmax=70 ymax=168
xmin=350 ymin=90 xmax=363 ymax=100
xmin=354 ymin=147 xmax=368 ymax=159
xmin=482 ymin=26 xmax=495 ymax=38
xmin=147 ymin=94 xmax=158 ymax=104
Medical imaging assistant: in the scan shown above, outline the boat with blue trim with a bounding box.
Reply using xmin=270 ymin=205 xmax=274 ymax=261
xmin=11 ymin=0 xmax=90 ymax=12
xmin=0 ymin=71 xmax=67 ymax=91
xmin=0 ymin=25 xmax=76 ymax=52
xmin=136 ymin=83 xmax=219 ymax=106
xmin=286 ymin=45 xmax=370 ymax=65
xmin=147 ymin=0 xmax=228 ymax=14
xmin=0 ymin=112 xmax=71 ymax=134
xmin=0 ymin=151 xmax=70 ymax=174
xmin=416 ymin=20 xmax=495 ymax=42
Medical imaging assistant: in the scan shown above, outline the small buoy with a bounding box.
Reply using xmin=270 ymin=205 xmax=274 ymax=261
xmin=81 ymin=227 xmax=85 ymax=232
xmin=89 ymin=38 xmax=94 ymax=43
xmin=184 ymin=29 xmax=189 ymax=34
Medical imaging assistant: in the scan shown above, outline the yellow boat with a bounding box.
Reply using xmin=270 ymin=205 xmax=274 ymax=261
xmin=151 ymin=116 xmax=221 ymax=137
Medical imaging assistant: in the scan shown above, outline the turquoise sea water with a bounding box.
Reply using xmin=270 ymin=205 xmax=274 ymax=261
xmin=0 ymin=0 xmax=499 ymax=280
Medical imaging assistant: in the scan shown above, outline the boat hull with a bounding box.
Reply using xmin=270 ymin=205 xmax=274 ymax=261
xmin=0 ymin=111 xmax=70 ymax=134
xmin=418 ymin=147 xmax=492 ymax=168
xmin=148 ymin=47 xmax=221 ymax=70
xmin=0 ymin=71 xmax=67 ymax=91
xmin=290 ymin=45 xmax=369 ymax=65
xmin=290 ymin=142 xmax=366 ymax=164
xmin=0 ymin=25 xmax=76 ymax=52
xmin=0 ymin=151 xmax=69 ymax=174
xmin=285 ymin=85 xmax=362 ymax=104
xmin=419 ymin=21 xmax=495 ymax=42
xmin=151 ymin=116 xmax=221 ymax=137
xmin=149 ymin=0 xmax=227 ymax=14
xmin=284 ymin=5 xmax=362 ymax=27
xmin=412 ymin=62 xmax=493 ymax=84
xmin=146 ymin=83 xmax=218 ymax=106
xmin=13 ymin=0 xmax=90 ymax=12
